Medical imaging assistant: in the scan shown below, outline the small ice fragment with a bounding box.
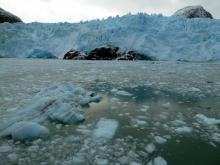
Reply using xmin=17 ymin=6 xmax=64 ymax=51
xmin=211 ymin=133 xmax=220 ymax=143
xmin=28 ymin=145 xmax=40 ymax=152
xmin=130 ymin=162 xmax=141 ymax=165
xmin=170 ymin=120 xmax=186 ymax=126
xmin=111 ymin=88 xmax=118 ymax=92
xmin=145 ymin=143 xmax=156 ymax=153
xmin=175 ymin=126 xmax=193 ymax=134
xmin=162 ymin=102 xmax=171 ymax=109
xmin=0 ymin=145 xmax=12 ymax=153
xmin=8 ymin=153 xmax=18 ymax=162
xmin=116 ymin=90 xmax=132 ymax=96
xmin=48 ymin=103 xmax=85 ymax=124
xmin=93 ymin=118 xmax=118 ymax=139
xmin=189 ymin=87 xmax=201 ymax=92
xmin=195 ymin=114 xmax=220 ymax=126
xmin=110 ymin=97 xmax=120 ymax=102
xmin=154 ymin=136 xmax=167 ymax=144
xmin=71 ymin=154 xmax=86 ymax=164
xmin=95 ymin=158 xmax=109 ymax=165
xmin=153 ymin=156 xmax=168 ymax=165
xmin=140 ymin=105 xmax=150 ymax=112
xmin=10 ymin=122 xmax=49 ymax=141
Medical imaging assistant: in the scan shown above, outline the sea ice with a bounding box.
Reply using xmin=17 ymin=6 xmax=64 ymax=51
xmin=154 ymin=136 xmax=167 ymax=144
xmin=145 ymin=143 xmax=156 ymax=153
xmin=174 ymin=126 xmax=193 ymax=134
xmin=0 ymin=145 xmax=12 ymax=153
xmin=93 ymin=118 xmax=119 ymax=139
xmin=1 ymin=121 xmax=49 ymax=141
xmin=195 ymin=114 xmax=220 ymax=126
xmin=0 ymin=83 xmax=100 ymax=140
xmin=153 ymin=156 xmax=168 ymax=165
xmin=115 ymin=90 xmax=133 ymax=96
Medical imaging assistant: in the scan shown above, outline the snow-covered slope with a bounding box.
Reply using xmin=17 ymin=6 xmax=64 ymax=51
xmin=0 ymin=13 xmax=220 ymax=61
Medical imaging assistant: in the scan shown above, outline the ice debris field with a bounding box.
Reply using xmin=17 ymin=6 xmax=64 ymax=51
xmin=0 ymin=60 xmax=220 ymax=164
xmin=0 ymin=13 xmax=220 ymax=61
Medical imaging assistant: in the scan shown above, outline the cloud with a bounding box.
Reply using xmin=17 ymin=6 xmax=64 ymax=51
xmin=0 ymin=0 xmax=219 ymax=22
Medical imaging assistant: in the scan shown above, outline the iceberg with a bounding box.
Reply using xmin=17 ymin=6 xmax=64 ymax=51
xmin=0 ymin=83 xmax=101 ymax=140
xmin=93 ymin=118 xmax=119 ymax=140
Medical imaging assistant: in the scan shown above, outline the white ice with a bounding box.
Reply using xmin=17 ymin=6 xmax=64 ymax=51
xmin=0 ymin=83 xmax=100 ymax=140
xmin=145 ymin=143 xmax=156 ymax=153
xmin=153 ymin=156 xmax=168 ymax=165
xmin=1 ymin=14 xmax=220 ymax=62
xmin=195 ymin=114 xmax=220 ymax=126
xmin=93 ymin=118 xmax=119 ymax=140
xmin=154 ymin=136 xmax=167 ymax=144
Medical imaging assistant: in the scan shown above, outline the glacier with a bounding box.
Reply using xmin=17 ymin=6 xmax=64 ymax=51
xmin=0 ymin=13 xmax=220 ymax=61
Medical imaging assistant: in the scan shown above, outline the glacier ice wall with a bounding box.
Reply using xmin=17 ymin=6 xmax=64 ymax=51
xmin=0 ymin=13 xmax=220 ymax=61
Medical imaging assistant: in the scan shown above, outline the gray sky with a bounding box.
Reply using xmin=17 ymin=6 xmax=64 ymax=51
xmin=0 ymin=0 xmax=219 ymax=22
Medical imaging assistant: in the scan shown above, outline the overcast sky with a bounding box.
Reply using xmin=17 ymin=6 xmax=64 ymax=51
xmin=0 ymin=0 xmax=219 ymax=22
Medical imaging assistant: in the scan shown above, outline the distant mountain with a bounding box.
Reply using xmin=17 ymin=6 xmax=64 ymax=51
xmin=0 ymin=7 xmax=22 ymax=23
xmin=173 ymin=6 xmax=213 ymax=19
xmin=0 ymin=11 xmax=220 ymax=61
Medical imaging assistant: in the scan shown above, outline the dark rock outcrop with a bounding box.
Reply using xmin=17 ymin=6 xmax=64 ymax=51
xmin=87 ymin=46 xmax=120 ymax=60
xmin=63 ymin=47 xmax=156 ymax=61
xmin=0 ymin=7 xmax=22 ymax=23
xmin=27 ymin=49 xmax=57 ymax=59
xmin=63 ymin=49 xmax=86 ymax=60
xmin=117 ymin=51 xmax=155 ymax=61
xmin=173 ymin=6 xmax=213 ymax=19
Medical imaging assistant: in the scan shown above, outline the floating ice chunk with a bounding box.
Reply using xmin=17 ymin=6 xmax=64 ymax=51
xmin=145 ymin=143 xmax=156 ymax=153
xmin=12 ymin=122 xmax=49 ymax=141
xmin=175 ymin=126 xmax=193 ymax=134
xmin=140 ymin=105 xmax=150 ymax=112
xmin=115 ymin=90 xmax=132 ymax=96
xmin=158 ymin=112 xmax=169 ymax=120
xmin=93 ymin=118 xmax=118 ymax=139
xmin=71 ymin=154 xmax=86 ymax=164
xmin=0 ymin=145 xmax=12 ymax=153
xmin=62 ymin=155 xmax=87 ymax=165
xmin=111 ymin=88 xmax=118 ymax=92
xmin=211 ymin=133 xmax=220 ymax=143
xmin=1 ymin=121 xmax=49 ymax=141
xmin=153 ymin=156 xmax=168 ymax=165
xmin=195 ymin=114 xmax=220 ymax=126
xmin=188 ymin=87 xmax=201 ymax=92
xmin=131 ymin=118 xmax=147 ymax=127
xmin=110 ymin=97 xmax=120 ymax=102
xmin=170 ymin=120 xmax=186 ymax=126
xmin=8 ymin=153 xmax=18 ymax=162
xmin=162 ymin=102 xmax=171 ymax=109
xmin=154 ymin=136 xmax=167 ymax=144
xmin=0 ymin=83 xmax=101 ymax=140
xmin=130 ymin=162 xmax=142 ymax=165
xmin=94 ymin=158 xmax=109 ymax=165
xmin=47 ymin=103 xmax=85 ymax=124
xmin=28 ymin=145 xmax=40 ymax=152
xmin=118 ymin=156 xmax=129 ymax=164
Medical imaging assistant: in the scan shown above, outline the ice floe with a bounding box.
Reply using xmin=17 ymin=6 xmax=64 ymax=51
xmin=145 ymin=143 xmax=156 ymax=153
xmin=0 ymin=145 xmax=12 ymax=153
xmin=11 ymin=122 xmax=48 ymax=141
xmin=93 ymin=118 xmax=119 ymax=140
xmin=195 ymin=114 xmax=220 ymax=126
xmin=0 ymin=83 xmax=101 ymax=140
xmin=153 ymin=156 xmax=168 ymax=165
xmin=154 ymin=136 xmax=167 ymax=144
xmin=111 ymin=88 xmax=133 ymax=96
xmin=174 ymin=126 xmax=193 ymax=134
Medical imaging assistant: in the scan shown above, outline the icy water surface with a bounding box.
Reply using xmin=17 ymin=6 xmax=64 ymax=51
xmin=0 ymin=59 xmax=220 ymax=165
